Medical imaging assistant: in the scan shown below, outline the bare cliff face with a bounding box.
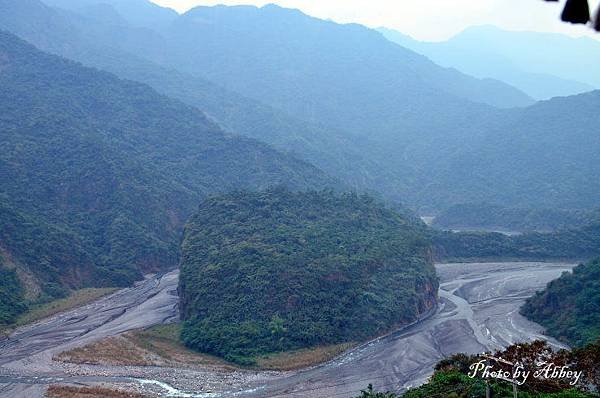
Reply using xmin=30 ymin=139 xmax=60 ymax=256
xmin=416 ymin=278 xmax=439 ymax=316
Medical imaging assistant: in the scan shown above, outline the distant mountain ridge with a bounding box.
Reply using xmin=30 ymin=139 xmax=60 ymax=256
xmin=44 ymin=0 xmax=178 ymax=29
xmin=3 ymin=0 xmax=600 ymax=213
xmin=379 ymin=25 xmax=599 ymax=100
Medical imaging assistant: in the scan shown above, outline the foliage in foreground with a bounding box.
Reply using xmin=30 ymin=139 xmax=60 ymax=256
xmin=179 ymin=189 xmax=437 ymax=365
xmin=521 ymin=258 xmax=600 ymax=348
xmin=359 ymin=341 xmax=599 ymax=398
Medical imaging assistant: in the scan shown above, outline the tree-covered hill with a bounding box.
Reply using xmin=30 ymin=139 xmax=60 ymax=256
xmin=178 ymin=189 xmax=437 ymax=364
xmin=0 ymin=30 xmax=335 ymax=311
xmin=432 ymin=221 xmax=600 ymax=262
xmin=521 ymin=258 xmax=600 ymax=347
xmin=432 ymin=203 xmax=596 ymax=233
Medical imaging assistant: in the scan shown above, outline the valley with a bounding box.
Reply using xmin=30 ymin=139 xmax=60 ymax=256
xmin=0 ymin=1 xmax=598 ymax=397
xmin=0 ymin=262 xmax=574 ymax=397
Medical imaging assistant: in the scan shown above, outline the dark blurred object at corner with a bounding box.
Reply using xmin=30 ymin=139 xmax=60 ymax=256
xmin=544 ymin=0 xmax=600 ymax=31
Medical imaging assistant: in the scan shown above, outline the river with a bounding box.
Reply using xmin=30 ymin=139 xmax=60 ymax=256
xmin=0 ymin=262 xmax=574 ymax=397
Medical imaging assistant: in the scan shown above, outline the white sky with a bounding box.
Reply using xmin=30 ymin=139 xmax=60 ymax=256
xmin=151 ymin=0 xmax=600 ymax=41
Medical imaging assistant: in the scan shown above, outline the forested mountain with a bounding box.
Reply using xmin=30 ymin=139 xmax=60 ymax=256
xmin=162 ymin=5 xmax=532 ymax=114
xmin=433 ymin=220 xmax=600 ymax=262
xmin=3 ymin=0 xmax=600 ymax=213
xmin=521 ymin=258 xmax=600 ymax=347
xmin=429 ymin=91 xmax=600 ymax=211
xmin=179 ymin=189 xmax=437 ymax=364
xmin=0 ymin=0 xmax=387 ymax=199
xmin=0 ymin=31 xmax=335 ymax=311
xmin=433 ymin=203 xmax=598 ymax=233
xmin=379 ymin=25 xmax=599 ymax=100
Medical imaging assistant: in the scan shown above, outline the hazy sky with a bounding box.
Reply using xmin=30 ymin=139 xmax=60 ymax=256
xmin=152 ymin=0 xmax=600 ymax=41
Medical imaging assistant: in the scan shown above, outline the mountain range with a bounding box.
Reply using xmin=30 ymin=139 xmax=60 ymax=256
xmin=1 ymin=0 xmax=600 ymax=214
xmin=379 ymin=25 xmax=600 ymax=100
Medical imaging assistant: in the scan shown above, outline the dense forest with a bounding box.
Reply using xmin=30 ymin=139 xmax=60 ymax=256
xmin=433 ymin=203 xmax=598 ymax=233
xmin=432 ymin=221 xmax=600 ymax=262
xmin=3 ymin=0 xmax=600 ymax=213
xmin=179 ymin=189 xmax=437 ymax=364
xmin=521 ymin=258 xmax=600 ymax=348
xmin=0 ymin=30 xmax=335 ymax=321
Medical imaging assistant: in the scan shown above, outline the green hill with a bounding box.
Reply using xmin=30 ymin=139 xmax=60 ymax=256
xmin=0 ymin=30 xmax=335 ymax=317
xmin=178 ymin=189 xmax=437 ymax=364
xmin=433 ymin=203 xmax=595 ymax=233
xmin=433 ymin=220 xmax=600 ymax=262
xmin=521 ymin=258 xmax=600 ymax=347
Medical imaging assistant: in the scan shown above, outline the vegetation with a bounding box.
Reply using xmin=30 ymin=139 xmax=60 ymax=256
xmin=0 ymin=257 xmax=27 ymax=325
xmin=14 ymin=288 xmax=117 ymax=329
xmin=432 ymin=221 xmax=600 ymax=262
xmin=433 ymin=203 xmax=597 ymax=233
xmin=0 ymin=30 xmax=334 ymax=323
xmin=397 ymin=341 xmax=599 ymax=398
xmin=356 ymin=384 xmax=398 ymax=398
xmin=46 ymin=385 xmax=148 ymax=398
xmin=6 ymin=1 xmax=600 ymax=214
xmin=54 ymin=324 xmax=228 ymax=368
xmin=57 ymin=322 xmax=351 ymax=370
xmin=179 ymin=189 xmax=437 ymax=365
xmin=521 ymin=258 xmax=600 ymax=347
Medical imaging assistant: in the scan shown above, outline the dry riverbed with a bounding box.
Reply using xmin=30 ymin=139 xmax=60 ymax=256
xmin=0 ymin=262 xmax=575 ymax=398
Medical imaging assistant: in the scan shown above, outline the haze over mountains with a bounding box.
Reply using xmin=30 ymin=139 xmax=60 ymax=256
xmin=1 ymin=0 xmax=599 ymax=215
xmin=1 ymin=1 xmax=600 ymax=394
xmin=379 ymin=25 xmax=600 ymax=100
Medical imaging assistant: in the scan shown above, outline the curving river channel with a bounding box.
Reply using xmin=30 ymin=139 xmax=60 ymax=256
xmin=0 ymin=262 xmax=574 ymax=398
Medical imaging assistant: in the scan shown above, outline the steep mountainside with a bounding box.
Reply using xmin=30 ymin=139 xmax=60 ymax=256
xmin=160 ymin=5 xmax=532 ymax=146
xmin=521 ymin=258 xmax=600 ymax=347
xmin=179 ymin=189 xmax=437 ymax=364
xmin=0 ymin=0 xmax=386 ymax=200
xmin=0 ymin=31 xmax=335 ymax=306
xmin=3 ymin=1 xmax=600 ymax=213
xmin=379 ymin=25 xmax=599 ymax=100
xmin=430 ymin=91 xmax=600 ymax=210
xmin=163 ymin=5 xmax=532 ymax=113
